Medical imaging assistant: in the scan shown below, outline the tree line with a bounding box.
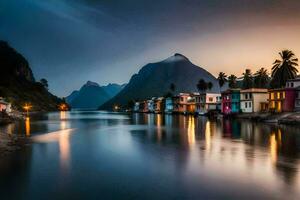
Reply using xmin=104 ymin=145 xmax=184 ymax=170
xmin=216 ymin=49 xmax=298 ymax=90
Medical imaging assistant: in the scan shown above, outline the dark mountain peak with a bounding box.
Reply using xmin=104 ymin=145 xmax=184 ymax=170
xmin=84 ymin=81 xmax=100 ymax=87
xmin=0 ymin=40 xmax=35 ymax=83
xmin=66 ymin=82 xmax=125 ymax=109
xmin=163 ymin=53 xmax=189 ymax=63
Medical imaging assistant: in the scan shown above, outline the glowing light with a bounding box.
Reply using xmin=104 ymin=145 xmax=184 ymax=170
xmin=23 ymin=103 xmax=32 ymax=116
xmin=59 ymin=103 xmax=68 ymax=111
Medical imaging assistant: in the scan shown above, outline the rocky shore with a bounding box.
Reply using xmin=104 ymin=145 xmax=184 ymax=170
xmin=0 ymin=112 xmax=27 ymax=157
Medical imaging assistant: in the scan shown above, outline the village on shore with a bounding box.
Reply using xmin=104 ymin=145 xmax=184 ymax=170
xmin=131 ymin=77 xmax=300 ymax=118
xmin=129 ymin=50 xmax=300 ymax=124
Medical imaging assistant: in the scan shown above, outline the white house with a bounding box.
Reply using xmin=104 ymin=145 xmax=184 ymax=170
xmin=195 ymin=93 xmax=221 ymax=115
xmin=147 ymin=98 xmax=155 ymax=113
xmin=240 ymin=88 xmax=268 ymax=113
xmin=133 ymin=102 xmax=140 ymax=112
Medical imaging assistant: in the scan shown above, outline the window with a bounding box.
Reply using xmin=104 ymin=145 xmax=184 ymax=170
xmin=283 ymin=92 xmax=286 ymax=99
xmin=245 ymin=102 xmax=248 ymax=108
xmin=249 ymin=93 xmax=252 ymax=99
xmin=277 ymin=92 xmax=280 ymax=99
xmin=291 ymin=83 xmax=294 ymax=87
xmin=180 ymin=97 xmax=184 ymax=101
xmin=209 ymin=97 xmax=213 ymax=102
xmin=270 ymin=93 xmax=274 ymax=100
xmin=249 ymin=102 xmax=252 ymax=108
xmin=245 ymin=94 xmax=248 ymax=99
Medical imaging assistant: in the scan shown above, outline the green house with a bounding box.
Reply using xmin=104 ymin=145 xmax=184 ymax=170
xmin=231 ymin=89 xmax=241 ymax=113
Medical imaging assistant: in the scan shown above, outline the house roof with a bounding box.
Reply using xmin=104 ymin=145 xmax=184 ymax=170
xmin=0 ymin=97 xmax=9 ymax=105
xmin=221 ymin=88 xmax=241 ymax=94
xmin=240 ymin=88 xmax=268 ymax=93
xmin=286 ymin=77 xmax=300 ymax=82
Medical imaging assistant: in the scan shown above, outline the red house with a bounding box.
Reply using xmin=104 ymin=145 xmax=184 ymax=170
xmin=268 ymin=88 xmax=296 ymax=112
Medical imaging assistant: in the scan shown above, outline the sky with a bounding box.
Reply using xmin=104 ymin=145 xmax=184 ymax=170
xmin=1 ymin=0 xmax=300 ymax=97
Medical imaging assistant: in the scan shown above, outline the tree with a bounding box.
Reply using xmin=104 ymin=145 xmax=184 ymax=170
xmin=217 ymin=72 xmax=227 ymax=88
xmin=207 ymin=82 xmax=213 ymax=91
xmin=242 ymin=69 xmax=253 ymax=89
xmin=228 ymin=74 xmax=237 ymax=88
xmin=271 ymin=50 xmax=298 ymax=88
xmin=254 ymin=68 xmax=269 ymax=88
xmin=197 ymin=79 xmax=208 ymax=93
xmin=40 ymin=78 xmax=48 ymax=89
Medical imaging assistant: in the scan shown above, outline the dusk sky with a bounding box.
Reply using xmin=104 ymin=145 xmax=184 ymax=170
xmin=1 ymin=0 xmax=300 ymax=97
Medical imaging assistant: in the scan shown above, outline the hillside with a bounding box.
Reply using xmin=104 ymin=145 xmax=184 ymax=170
xmin=100 ymin=53 xmax=220 ymax=110
xmin=0 ymin=41 xmax=62 ymax=111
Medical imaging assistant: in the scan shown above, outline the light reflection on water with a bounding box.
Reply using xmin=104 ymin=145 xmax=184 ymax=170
xmin=0 ymin=111 xmax=299 ymax=199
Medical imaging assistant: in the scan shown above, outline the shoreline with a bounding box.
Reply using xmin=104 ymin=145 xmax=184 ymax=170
xmin=234 ymin=112 xmax=300 ymax=125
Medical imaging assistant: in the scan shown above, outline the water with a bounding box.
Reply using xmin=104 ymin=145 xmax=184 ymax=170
xmin=0 ymin=111 xmax=300 ymax=200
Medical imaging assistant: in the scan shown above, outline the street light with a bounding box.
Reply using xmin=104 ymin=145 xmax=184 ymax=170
xmin=23 ymin=103 xmax=32 ymax=116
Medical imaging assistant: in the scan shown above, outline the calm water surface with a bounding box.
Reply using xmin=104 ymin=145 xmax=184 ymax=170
xmin=0 ymin=111 xmax=300 ymax=200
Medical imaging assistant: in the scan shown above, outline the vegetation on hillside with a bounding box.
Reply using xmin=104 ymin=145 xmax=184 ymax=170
xmin=0 ymin=41 xmax=63 ymax=111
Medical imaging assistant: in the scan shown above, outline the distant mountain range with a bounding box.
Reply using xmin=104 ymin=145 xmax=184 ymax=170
xmin=0 ymin=41 xmax=62 ymax=111
xmin=100 ymin=53 xmax=221 ymax=110
xmin=66 ymin=81 xmax=125 ymax=110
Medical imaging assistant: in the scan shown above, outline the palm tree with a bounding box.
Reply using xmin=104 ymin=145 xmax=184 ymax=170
xmin=254 ymin=68 xmax=269 ymax=88
xmin=217 ymin=72 xmax=227 ymax=88
xmin=271 ymin=50 xmax=298 ymax=88
xmin=228 ymin=74 xmax=237 ymax=88
xmin=242 ymin=69 xmax=253 ymax=89
xmin=207 ymin=82 xmax=213 ymax=91
xmin=197 ymin=79 xmax=208 ymax=93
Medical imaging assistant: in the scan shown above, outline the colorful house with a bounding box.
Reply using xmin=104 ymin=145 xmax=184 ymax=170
xmin=295 ymin=86 xmax=300 ymax=111
xmin=195 ymin=93 xmax=221 ymax=115
xmin=165 ymin=97 xmax=174 ymax=114
xmin=140 ymin=101 xmax=149 ymax=113
xmin=0 ymin=97 xmax=11 ymax=113
xmin=154 ymin=97 xmax=164 ymax=113
xmin=147 ymin=98 xmax=155 ymax=113
xmin=221 ymin=89 xmax=241 ymax=114
xmin=133 ymin=102 xmax=140 ymax=112
xmin=240 ymin=88 xmax=268 ymax=113
xmin=268 ymin=88 xmax=296 ymax=112
xmin=286 ymin=77 xmax=300 ymax=111
xmin=173 ymin=93 xmax=196 ymax=114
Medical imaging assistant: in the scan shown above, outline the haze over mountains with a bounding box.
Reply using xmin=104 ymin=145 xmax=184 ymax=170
xmin=66 ymin=81 xmax=125 ymax=110
xmin=100 ymin=53 xmax=221 ymax=110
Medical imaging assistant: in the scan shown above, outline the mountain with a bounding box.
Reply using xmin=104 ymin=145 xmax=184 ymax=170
xmin=0 ymin=41 xmax=63 ymax=111
xmin=100 ymin=53 xmax=221 ymax=110
xmin=66 ymin=81 xmax=125 ymax=110
xmin=66 ymin=90 xmax=79 ymax=103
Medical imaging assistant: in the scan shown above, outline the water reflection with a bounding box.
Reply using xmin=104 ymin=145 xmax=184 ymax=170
xmin=205 ymin=121 xmax=211 ymax=151
xmin=59 ymin=129 xmax=71 ymax=172
xmin=25 ymin=117 xmax=30 ymax=137
xmin=187 ymin=116 xmax=195 ymax=145
xmin=0 ymin=112 xmax=300 ymax=199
